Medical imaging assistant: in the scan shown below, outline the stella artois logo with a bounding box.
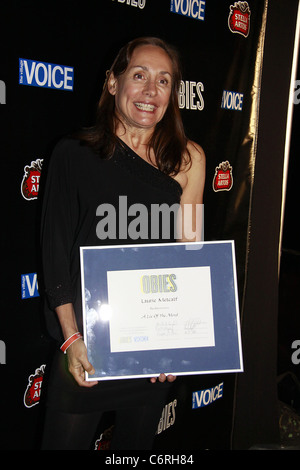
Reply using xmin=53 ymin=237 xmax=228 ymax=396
xmin=23 ymin=365 xmax=46 ymax=408
xmin=21 ymin=158 xmax=43 ymax=201
xmin=228 ymin=2 xmax=251 ymax=38
xmin=213 ymin=161 xmax=233 ymax=192
xmin=94 ymin=425 xmax=114 ymax=450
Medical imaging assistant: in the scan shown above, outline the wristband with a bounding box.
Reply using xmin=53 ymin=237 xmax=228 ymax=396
xmin=60 ymin=332 xmax=82 ymax=354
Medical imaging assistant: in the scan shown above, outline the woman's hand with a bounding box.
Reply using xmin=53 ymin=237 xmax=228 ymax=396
xmin=150 ymin=374 xmax=176 ymax=384
xmin=55 ymin=303 xmax=98 ymax=387
xmin=66 ymin=338 xmax=98 ymax=387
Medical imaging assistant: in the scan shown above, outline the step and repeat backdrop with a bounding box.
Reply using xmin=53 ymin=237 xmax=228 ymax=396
xmin=1 ymin=0 xmax=299 ymax=450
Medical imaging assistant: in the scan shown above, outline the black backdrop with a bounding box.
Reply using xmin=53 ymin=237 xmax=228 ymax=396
xmin=1 ymin=0 xmax=299 ymax=451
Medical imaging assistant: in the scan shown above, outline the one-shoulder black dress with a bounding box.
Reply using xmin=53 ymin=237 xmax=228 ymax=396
xmin=40 ymin=137 xmax=182 ymax=414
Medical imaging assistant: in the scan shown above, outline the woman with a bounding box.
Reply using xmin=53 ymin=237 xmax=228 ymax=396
xmin=40 ymin=37 xmax=205 ymax=450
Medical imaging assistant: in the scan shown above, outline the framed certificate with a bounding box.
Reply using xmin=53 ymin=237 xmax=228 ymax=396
xmin=80 ymin=241 xmax=243 ymax=381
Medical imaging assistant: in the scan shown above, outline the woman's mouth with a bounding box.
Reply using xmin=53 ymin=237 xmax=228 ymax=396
xmin=134 ymin=102 xmax=156 ymax=112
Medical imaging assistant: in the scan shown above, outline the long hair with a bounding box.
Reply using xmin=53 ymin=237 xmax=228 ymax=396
xmin=79 ymin=37 xmax=190 ymax=175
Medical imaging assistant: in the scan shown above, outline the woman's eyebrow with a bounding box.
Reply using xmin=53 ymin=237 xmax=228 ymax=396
xmin=129 ymin=65 xmax=172 ymax=77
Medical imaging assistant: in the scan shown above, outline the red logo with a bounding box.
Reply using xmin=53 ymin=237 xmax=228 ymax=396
xmin=94 ymin=425 xmax=114 ymax=450
xmin=21 ymin=159 xmax=43 ymax=200
xmin=213 ymin=161 xmax=233 ymax=192
xmin=228 ymin=2 xmax=251 ymax=38
xmin=23 ymin=365 xmax=45 ymax=408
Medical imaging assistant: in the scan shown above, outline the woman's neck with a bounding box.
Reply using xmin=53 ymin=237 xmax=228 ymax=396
xmin=115 ymin=123 xmax=155 ymax=164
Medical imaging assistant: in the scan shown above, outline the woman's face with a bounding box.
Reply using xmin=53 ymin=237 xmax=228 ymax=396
xmin=108 ymin=45 xmax=173 ymax=133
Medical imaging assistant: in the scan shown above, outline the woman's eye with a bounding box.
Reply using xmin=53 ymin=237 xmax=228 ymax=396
xmin=134 ymin=73 xmax=144 ymax=80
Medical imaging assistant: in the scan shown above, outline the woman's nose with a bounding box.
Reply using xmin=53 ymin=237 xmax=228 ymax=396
xmin=143 ymin=79 xmax=157 ymax=96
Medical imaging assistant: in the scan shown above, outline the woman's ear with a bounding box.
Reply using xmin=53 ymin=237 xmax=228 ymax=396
xmin=107 ymin=72 xmax=117 ymax=96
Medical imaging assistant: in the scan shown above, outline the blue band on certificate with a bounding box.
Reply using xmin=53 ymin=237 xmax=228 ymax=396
xmin=80 ymin=241 xmax=243 ymax=381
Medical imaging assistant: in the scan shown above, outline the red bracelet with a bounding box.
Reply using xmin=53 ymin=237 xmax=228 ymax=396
xmin=60 ymin=332 xmax=82 ymax=354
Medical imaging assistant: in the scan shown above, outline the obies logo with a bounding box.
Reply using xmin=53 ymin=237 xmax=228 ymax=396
xmin=23 ymin=365 xmax=46 ymax=408
xmin=213 ymin=161 xmax=233 ymax=192
xmin=112 ymin=0 xmax=146 ymax=9
xmin=179 ymin=80 xmax=204 ymax=111
xmin=156 ymin=399 xmax=177 ymax=435
xmin=228 ymin=1 xmax=251 ymax=38
xmin=21 ymin=159 xmax=43 ymax=201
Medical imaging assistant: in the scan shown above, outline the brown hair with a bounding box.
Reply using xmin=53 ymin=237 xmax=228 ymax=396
xmin=79 ymin=37 xmax=190 ymax=175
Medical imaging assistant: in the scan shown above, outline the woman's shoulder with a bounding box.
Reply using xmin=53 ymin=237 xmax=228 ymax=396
xmin=50 ymin=136 xmax=95 ymax=166
xmin=186 ymin=139 xmax=205 ymax=164
xmin=52 ymin=136 xmax=86 ymax=155
xmin=182 ymin=139 xmax=205 ymax=177
xmin=173 ymin=140 xmax=205 ymax=191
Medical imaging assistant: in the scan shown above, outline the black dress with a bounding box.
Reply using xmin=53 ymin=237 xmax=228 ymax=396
xmin=41 ymin=137 xmax=182 ymax=414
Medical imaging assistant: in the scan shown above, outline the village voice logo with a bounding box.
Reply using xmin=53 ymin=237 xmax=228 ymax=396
xmin=21 ymin=273 xmax=39 ymax=299
xmin=192 ymin=382 xmax=224 ymax=409
xmin=221 ymin=90 xmax=244 ymax=111
xmin=19 ymin=58 xmax=74 ymax=90
xmin=170 ymin=0 xmax=206 ymax=21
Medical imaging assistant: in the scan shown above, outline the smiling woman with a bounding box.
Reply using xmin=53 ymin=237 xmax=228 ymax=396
xmin=107 ymin=45 xmax=173 ymax=138
xmin=80 ymin=37 xmax=189 ymax=176
xmin=40 ymin=36 xmax=205 ymax=451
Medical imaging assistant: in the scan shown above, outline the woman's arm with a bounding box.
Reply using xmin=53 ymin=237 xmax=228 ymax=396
xmin=41 ymin=141 xmax=97 ymax=387
xmin=56 ymin=303 xmax=98 ymax=387
xmin=151 ymin=141 xmax=206 ymax=384
xmin=176 ymin=140 xmax=206 ymax=242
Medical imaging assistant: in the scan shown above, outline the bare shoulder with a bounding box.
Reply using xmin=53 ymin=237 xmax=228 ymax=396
xmin=182 ymin=140 xmax=206 ymax=180
xmin=173 ymin=140 xmax=205 ymax=191
xmin=186 ymin=139 xmax=205 ymax=166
